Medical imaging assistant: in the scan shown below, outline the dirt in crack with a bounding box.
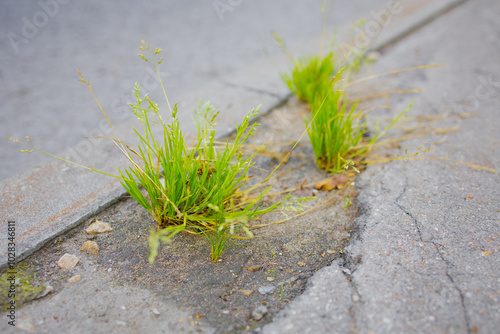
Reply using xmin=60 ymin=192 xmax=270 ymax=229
xmin=9 ymin=97 xmax=358 ymax=333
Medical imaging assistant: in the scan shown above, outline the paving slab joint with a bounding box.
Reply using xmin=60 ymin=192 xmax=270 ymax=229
xmin=218 ymin=78 xmax=289 ymax=100
xmin=376 ymin=0 xmax=470 ymax=51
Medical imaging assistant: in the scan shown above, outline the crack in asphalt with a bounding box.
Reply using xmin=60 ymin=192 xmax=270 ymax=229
xmin=338 ymin=260 xmax=361 ymax=334
xmin=431 ymin=241 xmax=472 ymax=334
xmin=395 ymin=179 xmax=428 ymax=266
xmin=339 ymin=192 xmax=371 ymax=333
xmin=395 ymin=184 xmax=471 ymax=334
xmin=333 ymin=172 xmax=386 ymax=333
xmin=395 ymin=182 xmax=423 ymax=240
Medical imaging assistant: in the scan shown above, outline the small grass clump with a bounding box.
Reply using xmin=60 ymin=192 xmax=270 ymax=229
xmin=280 ymin=52 xmax=336 ymax=105
xmin=275 ymin=30 xmax=409 ymax=173
xmin=307 ymin=73 xmax=364 ymax=171
xmin=124 ymin=85 xmax=276 ymax=263
xmin=280 ymin=50 xmax=370 ymax=171
xmin=11 ymin=41 xmax=277 ymax=263
xmin=306 ymin=76 xmax=411 ymax=171
xmin=111 ymin=42 xmax=279 ymax=262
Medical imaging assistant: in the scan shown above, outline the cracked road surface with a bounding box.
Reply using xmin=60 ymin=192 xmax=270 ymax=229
xmin=263 ymin=1 xmax=500 ymax=333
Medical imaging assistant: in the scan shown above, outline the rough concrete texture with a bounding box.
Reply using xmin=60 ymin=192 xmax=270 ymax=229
xmin=7 ymin=272 xmax=213 ymax=334
xmin=0 ymin=0 xmax=460 ymax=270
xmin=262 ymin=263 xmax=353 ymax=333
xmin=264 ymin=0 xmax=499 ymax=333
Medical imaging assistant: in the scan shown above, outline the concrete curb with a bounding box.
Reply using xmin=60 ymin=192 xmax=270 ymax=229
xmin=0 ymin=0 xmax=464 ymax=270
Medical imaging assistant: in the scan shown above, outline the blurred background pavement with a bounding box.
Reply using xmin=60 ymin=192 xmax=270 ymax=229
xmin=0 ymin=0 xmax=389 ymax=180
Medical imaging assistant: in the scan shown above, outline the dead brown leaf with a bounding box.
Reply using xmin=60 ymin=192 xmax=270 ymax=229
xmin=314 ymin=176 xmax=348 ymax=191
xmin=247 ymin=264 xmax=264 ymax=271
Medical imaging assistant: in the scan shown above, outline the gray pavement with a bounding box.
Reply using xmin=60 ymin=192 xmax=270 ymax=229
xmin=2 ymin=0 xmax=499 ymax=333
xmin=263 ymin=0 xmax=500 ymax=333
xmin=0 ymin=0 xmax=392 ymax=181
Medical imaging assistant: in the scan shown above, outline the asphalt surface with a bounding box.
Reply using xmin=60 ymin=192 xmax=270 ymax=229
xmin=1 ymin=0 xmax=499 ymax=333
xmin=263 ymin=0 xmax=500 ymax=333
xmin=0 ymin=0 xmax=390 ymax=181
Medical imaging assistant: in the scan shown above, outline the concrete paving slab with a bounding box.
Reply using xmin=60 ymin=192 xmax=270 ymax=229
xmin=222 ymin=0 xmax=466 ymax=100
xmin=0 ymin=0 xmax=458 ymax=271
xmin=263 ymin=0 xmax=500 ymax=333
xmin=0 ymin=258 xmax=216 ymax=334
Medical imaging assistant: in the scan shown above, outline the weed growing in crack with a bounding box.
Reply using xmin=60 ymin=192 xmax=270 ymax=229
xmin=307 ymin=76 xmax=364 ymax=171
xmin=117 ymin=42 xmax=280 ymax=262
xmin=11 ymin=41 xmax=278 ymax=263
xmin=280 ymin=51 xmax=336 ymax=105
xmin=274 ymin=30 xmax=411 ymax=173
xmin=343 ymin=194 xmax=352 ymax=211
xmin=279 ymin=284 xmax=284 ymax=301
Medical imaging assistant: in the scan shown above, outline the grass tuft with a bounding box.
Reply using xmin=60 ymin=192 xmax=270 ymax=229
xmin=275 ymin=30 xmax=411 ymax=173
xmin=113 ymin=44 xmax=279 ymax=263
xmin=281 ymin=52 xmax=336 ymax=105
xmin=121 ymin=88 xmax=276 ymax=263
xmin=11 ymin=41 xmax=278 ymax=263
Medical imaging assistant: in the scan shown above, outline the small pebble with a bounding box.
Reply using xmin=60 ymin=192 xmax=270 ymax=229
xmin=252 ymin=306 xmax=268 ymax=321
xmin=247 ymin=265 xmax=263 ymax=271
xmin=240 ymin=289 xmax=254 ymax=296
xmin=68 ymin=275 xmax=82 ymax=283
xmin=342 ymin=268 xmax=351 ymax=275
xmin=258 ymin=286 xmax=275 ymax=295
xmin=18 ymin=321 xmax=35 ymax=333
xmin=36 ymin=286 xmax=54 ymax=299
xmin=152 ymin=308 xmax=161 ymax=316
xmin=80 ymin=241 xmax=99 ymax=256
xmin=86 ymin=220 xmax=114 ymax=234
xmin=57 ymin=254 xmax=79 ymax=270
